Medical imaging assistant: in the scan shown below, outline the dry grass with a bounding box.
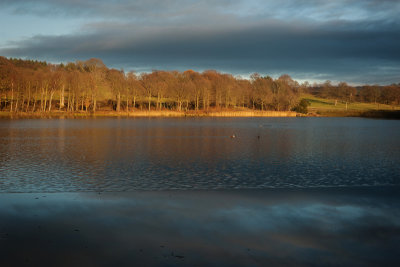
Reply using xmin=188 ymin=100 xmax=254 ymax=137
xmin=0 ymin=109 xmax=298 ymax=118
xmin=206 ymin=111 xmax=297 ymax=117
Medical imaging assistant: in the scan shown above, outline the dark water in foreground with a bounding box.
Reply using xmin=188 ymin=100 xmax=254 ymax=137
xmin=0 ymin=118 xmax=399 ymax=266
xmin=0 ymin=117 xmax=399 ymax=192
xmin=1 ymin=188 xmax=400 ymax=266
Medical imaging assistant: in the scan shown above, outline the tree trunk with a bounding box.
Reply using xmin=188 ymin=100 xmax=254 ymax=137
xmin=10 ymin=82 xmax=14 ymax=112
xmin=60 ymin=84 xmax=65 ymax=110
xmin=85 ymin=95 xmax=89 ymax=112
xmin=67 ymin=94 xmax=71 ymax=112
xmin=15 ymin=91 xmax=19 ymax=112
xmin=69 ymin=94 xmax=72 ymax=112
xmin=44 ymin=86 xmax=48 ymax=112
xmin=40 ymin=88 xmax=44 ymax=112
xmin=117 ymin=91 xmax=121 ymax=112
xmin=157 ymin=92 xmax=160 ymax=110
xmin=48 ymin=91 xmax=54 ymax=112
xmin=203 ymin=93 xmax=206 ymax=111
xmin=32 ymin=89 xmax=37 ymax=112
xmin=26 ymin=84 xmax=31 ymax=113
xmin=72 ymin=94 xmax=76 ymax=112
xmin=148 ymin=93 xmax=151 ymax=111
xmin=93 ymin=98 xmax=97 ymax=113
xmin=75 ymin=95 xmax=79 ymax=112
xmin=178 ymin=99 xmax=182 ymax=111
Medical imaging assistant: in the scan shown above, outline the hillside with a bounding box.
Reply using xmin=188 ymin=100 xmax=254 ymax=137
xmin=302 ymin=94 xmax=400 ymax=118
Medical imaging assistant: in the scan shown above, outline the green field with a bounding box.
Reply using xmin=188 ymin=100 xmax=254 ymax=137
xmin=302 ymin=94 xmax=400 ymax=118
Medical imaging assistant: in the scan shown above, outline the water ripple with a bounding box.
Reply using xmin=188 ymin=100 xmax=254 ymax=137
xmin=0 ymin=118 xmax=399 ymax=192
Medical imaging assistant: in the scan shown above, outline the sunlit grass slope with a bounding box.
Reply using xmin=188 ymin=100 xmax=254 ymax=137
xmin=302 ymin=94 xmax=400 ymax=117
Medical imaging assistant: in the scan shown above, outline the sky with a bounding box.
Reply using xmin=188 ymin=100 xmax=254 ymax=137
xmin=0 ymin=0 xmax=399 ymax=85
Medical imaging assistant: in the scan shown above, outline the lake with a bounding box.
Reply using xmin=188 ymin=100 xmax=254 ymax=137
xmin=0 ymin=117 xmax=399 ymax=192
xmin=0 ymin=117 xmax=399 ymax=266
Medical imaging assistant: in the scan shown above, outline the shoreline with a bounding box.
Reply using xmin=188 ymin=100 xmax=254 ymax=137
xmin=1 ymin=109 xmax=400 ymax=119
xmin=0 ymin=110 xmax=299 ymax=118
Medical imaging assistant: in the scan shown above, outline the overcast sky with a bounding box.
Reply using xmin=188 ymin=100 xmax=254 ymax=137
xmin=0 ymin=0 xmax=399 ymax=84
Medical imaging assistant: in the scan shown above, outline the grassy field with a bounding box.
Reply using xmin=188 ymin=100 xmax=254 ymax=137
xmin=302 ymin=94 xmax=400 ymax=118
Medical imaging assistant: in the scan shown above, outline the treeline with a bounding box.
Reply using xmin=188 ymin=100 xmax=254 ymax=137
xmin=0 ymin=57 xmax=305 ymax=113
xmin=311 ymin=81 xmax=400 ymax=107
xmin=0 ymin=56 xmax=399 ymax=114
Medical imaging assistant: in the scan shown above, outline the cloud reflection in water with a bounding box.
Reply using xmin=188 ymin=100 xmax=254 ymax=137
xmin=1 ymin=188 xmax=399 ymax=266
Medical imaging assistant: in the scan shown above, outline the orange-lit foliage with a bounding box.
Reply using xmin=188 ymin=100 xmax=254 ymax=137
xmin=1 ymin=57 xmax=399 ymax=113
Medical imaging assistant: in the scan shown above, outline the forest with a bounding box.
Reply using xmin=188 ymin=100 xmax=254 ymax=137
xmin=0 ymin=56 xmax=399 ymax=114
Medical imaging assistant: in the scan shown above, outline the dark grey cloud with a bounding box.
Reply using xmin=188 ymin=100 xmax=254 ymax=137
xmin=2 ymin=18 xmax=399 ymax=84
xmin=0 ymin=0 xmax=399 ymax=84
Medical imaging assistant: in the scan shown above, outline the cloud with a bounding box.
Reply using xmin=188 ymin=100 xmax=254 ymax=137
xmin=0 ymin=0 xmax=237 ymax=22
xmin=1 ymin=18 xmax=399 ymax=84
xmin=2 ymin=0 xmax=400 ymax=23
xmin=0 ymin=0 xmax=399 ymax=84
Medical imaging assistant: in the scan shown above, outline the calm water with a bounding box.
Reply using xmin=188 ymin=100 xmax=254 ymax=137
xmin=0 ymin=117 xmax=399 ymax=192
xmin=1 ymin=117 xmax=400 ymax=266
xmin=1 ymin=188 xmax=400 ymax=266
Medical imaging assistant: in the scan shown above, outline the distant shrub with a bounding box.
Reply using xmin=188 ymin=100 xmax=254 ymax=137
xmin=293 ymin=99 xmax=310 ymax=114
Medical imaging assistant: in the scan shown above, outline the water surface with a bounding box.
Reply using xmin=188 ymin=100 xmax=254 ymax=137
xmin=1 ymin=188 xmax=400 ymax=266
xmin=0 ymin=117 xmax=399 ymax=192
xmin=1 ymin=117 xmax=400 ymax=266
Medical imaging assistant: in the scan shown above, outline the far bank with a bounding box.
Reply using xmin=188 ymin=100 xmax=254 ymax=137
xmin=0 ymin=110 xmax=298 ymax=119
xmin=1 ymin=109 xmax=400 ymax=119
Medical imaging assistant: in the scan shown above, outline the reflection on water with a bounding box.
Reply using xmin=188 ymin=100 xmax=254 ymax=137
xmin=0 ymin=117 xmax=399 ymax=192
xmin=1 ymin=118 xmax=399 ymax=266
xmin=0 ymin=188 xmax=399 ymax=266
